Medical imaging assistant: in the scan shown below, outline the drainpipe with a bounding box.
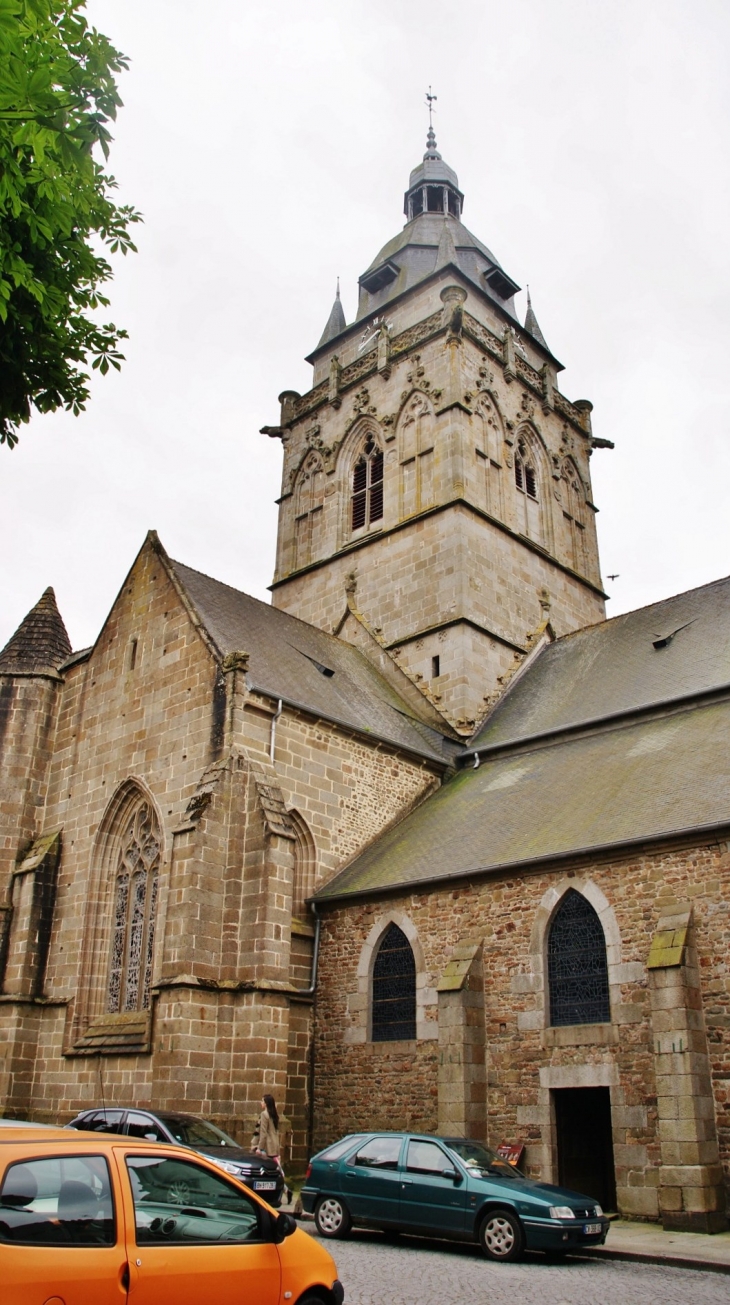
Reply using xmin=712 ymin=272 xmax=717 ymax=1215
xmin=303 ymin=902 xmax=321 ymax=1162
xmin=269 ymin=698 xmax=283 ymax=763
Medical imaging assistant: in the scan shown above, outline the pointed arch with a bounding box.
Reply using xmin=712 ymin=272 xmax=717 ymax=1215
xmin=512 ymin=423 xmax=550 ymax=546
xmin=371 ymin=922 xmax=416 ymax=1041
xmin=397 ymin=390 xmax=436 ymax=518
xmin=347 ymin=910 xmax=436 ymax=1044
xmin=474 ymin=391 xmax=505 ymax=519
xmin=337 ymin=418 xmax=385 ymax=538
xmin=287 ymin=809 xmax=317 ymax=919
xmin=294 ymin=451 xmax=325 ymax=568
xmin=558 ymin=457 xmax=587 ymax=574
xmin=546 ymin=888 xmax=610 ymax=1026
xmin=75 ymin=779 xmax=164 ymax=1040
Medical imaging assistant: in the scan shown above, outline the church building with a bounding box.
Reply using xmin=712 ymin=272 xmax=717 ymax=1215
xmin=1 ymin=127 xmax=728 ymax=1232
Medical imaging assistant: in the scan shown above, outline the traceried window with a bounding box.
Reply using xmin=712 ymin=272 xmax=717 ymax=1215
xmin=351 ymin=437 xmax=384 ymax=532
xmin=547 ymin=889 xmax=610 ymax=1026
xmin=294 ymin=452 xmax=325 ymax=568
xmin=514 ymin=435 xmax=542 ymax=541
xmin=372 ymin=923 xmax=416 ymax=1041
xmin=108 ymin=799 xmax=160 ymax=1013
xmin=399 ymin=393 xmax=435 ymax=518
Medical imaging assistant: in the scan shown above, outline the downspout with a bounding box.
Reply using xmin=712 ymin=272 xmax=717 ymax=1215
xmin=269 ymin=698 xmax=283 ymax=763
xmin=303 ymin=902 xmax=321 ymax=1162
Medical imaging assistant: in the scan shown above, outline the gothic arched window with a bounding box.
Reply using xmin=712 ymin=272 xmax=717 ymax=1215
xmin=295 ymin=453 xmax=325 ymax=567
xmin=372 ymin=923 xmax=416 ymax=1041
xmin=560 ymin=460 xmax=586 ymax=574
xmin=351 ymin=436 xmax=384 ymax=532
xmin=547 ymin=889 xmax=610 ymax=1026
xmin=288 ymin=810 xmax=316 ymax=921
xmin=514 ymin=434 xmax=542 ymax=541
xmin=108 ymin=798 xmax=161 ymax=1013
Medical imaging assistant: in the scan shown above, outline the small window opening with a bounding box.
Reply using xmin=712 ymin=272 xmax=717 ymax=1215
xmin=129 ymin=638 xmax=138 ymax=670
xmin=447 ymin=190 xmax=460 ymax=217
xmin=525 ymin=465 xmax=537 ymax=499
xmin=431 ymin=655 xmax=440 ymax=679
xmin=427 ymin=186 xmax=444 ymax=213
xmin=515 ymin=440 xmax=538 ymax=501
xmin=410 ymin=189 xmax=424 ymax=218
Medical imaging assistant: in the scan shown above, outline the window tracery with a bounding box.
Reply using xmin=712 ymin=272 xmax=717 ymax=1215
xmin=371 ymin=923 xmax=416 ymax=1041
xmin=295 ymin=452 xmax=325 ymax=567
xmin=474 ymin=393 xmax=504 ymax=518
xmin=399 ymin=393 xmax=435 ymax=518
xmin=514 ymin=433 xmax=542 ymax=541
xmin=547 ymin=889 xmax=610 ymax=1026
xmin=108 ymin=798 xmax=161 ymax=1013
xmin=351 ymin=436 xmax=384 ymax=532
xmin=560 ymin=459 xmax=586 ymax=573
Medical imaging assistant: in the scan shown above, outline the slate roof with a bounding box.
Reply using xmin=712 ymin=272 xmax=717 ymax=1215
xmin=470 ymin=575 xmax=730 ymax=754
xmin=316 ymin=285 xmax=347 ymax=349
xmin=0 ymin=587 xmax=71 ymax=674
xmin=356 ymin=211 xmax=520 ymax=324
xmin=170 ymin=560 xmax=456 ymax=766
xmin=316 ymin=698 xmax=730 ymax=901
xmin=317 ymin=576 xmax=730 ymax=902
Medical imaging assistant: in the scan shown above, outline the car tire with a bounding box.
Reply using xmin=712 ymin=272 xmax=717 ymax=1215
xmin=478 ymin=1208 xmax=524 ymax=1262
xmin=314 ymin=1195 xmax=352 ymax=1239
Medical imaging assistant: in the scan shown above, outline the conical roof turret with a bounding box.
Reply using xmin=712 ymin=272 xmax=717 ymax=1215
xmin=0 ymin=587 xmax=71 ymax=674
xmin=316 ymin=280 xmax=347 ymax=349
xmin=524 ymin=287 xmax=550 ymax=352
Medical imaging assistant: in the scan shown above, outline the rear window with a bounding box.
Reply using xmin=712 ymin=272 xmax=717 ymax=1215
xmin=317 ymin=1135 xmax=366 ymax=1162
xmin=0 ymin=1154 xmax=115 ymax=1245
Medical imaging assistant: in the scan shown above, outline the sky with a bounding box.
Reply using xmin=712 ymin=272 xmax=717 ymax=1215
xmin=2 ymin=0 xmax=730 ymax=651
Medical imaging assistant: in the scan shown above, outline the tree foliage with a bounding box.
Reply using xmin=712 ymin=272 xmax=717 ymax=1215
xmin=0 ymin=0 xmax=141 ymax=448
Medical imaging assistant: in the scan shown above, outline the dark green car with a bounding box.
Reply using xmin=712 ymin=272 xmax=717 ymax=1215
xmin=302 ymin=1132 xmax=610 ymax=1262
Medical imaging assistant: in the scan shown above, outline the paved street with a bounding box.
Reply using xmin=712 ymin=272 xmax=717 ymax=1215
xmin=313 ymin=1227 xmax=729 ymax=1304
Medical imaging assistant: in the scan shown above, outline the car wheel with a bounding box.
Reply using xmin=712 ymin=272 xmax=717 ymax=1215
xmin=478 ymin=1208 xmax=524 ymax=1261
xmin=314 ymin=1196 xmax=351 ymax=1238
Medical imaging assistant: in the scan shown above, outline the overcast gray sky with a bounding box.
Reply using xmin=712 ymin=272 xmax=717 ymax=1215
xmin=2 ymin=0 xmax=729 ymax=651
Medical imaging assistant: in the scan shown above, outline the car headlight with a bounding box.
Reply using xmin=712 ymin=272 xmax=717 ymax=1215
xmin=593 ymin=1204 xmax=603 ymax=1217
xmin=549 ymin=1206 xmax=576 ymax=1219
xmin=210 ymin=1158 xmax=243 ymax=1176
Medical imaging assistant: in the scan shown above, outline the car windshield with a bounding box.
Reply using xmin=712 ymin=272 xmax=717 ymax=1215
xmin=158 ymin=1116 xmax=239 ymax=1148
xmin=446 ymin=1140 xmax=519 ymax=1179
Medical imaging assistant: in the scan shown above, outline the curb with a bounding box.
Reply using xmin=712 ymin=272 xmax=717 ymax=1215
xmin=586 ymin=1245 xmax=730 ymax=1276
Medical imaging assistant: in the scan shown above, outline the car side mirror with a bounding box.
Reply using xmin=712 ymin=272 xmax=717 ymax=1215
xmin=443 ymin=1166 xmax=462 ymax=1184
xmin=272 ymin=1211 xmax=297 ymax=1243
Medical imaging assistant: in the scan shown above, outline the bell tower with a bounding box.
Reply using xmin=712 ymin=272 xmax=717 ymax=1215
xmin=263 ymin=129 xmax=607 ymax=735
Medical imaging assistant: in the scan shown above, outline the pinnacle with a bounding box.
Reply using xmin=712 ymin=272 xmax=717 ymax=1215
xmin=316 ymin=281 xmax=347 ymax=350
xmin=0 ymin=586 xmax=72 ymax=674
xmin=525 ymin=287 xmax=550 ymax=352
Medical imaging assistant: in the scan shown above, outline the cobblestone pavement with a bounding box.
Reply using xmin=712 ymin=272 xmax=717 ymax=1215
xmin=316 ymin=1228 xmax=730 ymax=1304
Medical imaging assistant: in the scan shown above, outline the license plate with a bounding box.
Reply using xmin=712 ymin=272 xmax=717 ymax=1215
xmin=584 ymin=1222 xmax=602 ymax=1235
xmin=253 ymin=1181 xmax=277 ymax=1191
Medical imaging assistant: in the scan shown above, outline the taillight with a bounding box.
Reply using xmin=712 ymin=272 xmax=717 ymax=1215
xmin=305 ymin=1163 xmax=312 ymax=1181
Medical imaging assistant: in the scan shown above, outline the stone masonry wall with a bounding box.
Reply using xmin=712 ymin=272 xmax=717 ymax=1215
xmin=312 ymin=840 xmax=730 ymax=1217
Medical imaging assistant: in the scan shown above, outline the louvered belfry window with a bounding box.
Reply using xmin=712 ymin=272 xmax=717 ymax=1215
xmin=547 ymin=889 xmax=610 ymax=1026
xmin=515 ymin=439 xmax=538 ymax=500
xmin=351 ymin=437 xmax=384 ymax=532
xmin=108 ymin=799 xmax=160 ymax=1013
xmin=372 ymin=923 xmax=416 ymax=1041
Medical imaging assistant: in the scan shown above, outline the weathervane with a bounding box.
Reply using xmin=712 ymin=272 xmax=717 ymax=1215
xmin=425 ymin=85 xmax=437 ymax=129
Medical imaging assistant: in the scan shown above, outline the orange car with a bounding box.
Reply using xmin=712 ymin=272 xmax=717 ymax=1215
xmin=0 ymin=1124 xmax=344 ymax=1305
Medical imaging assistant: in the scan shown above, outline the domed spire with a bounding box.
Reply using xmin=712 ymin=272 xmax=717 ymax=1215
xmin=404 ymin=91 xmax=463 ymax=220
xmin=316 ymin=278 xmax=347 ymax=349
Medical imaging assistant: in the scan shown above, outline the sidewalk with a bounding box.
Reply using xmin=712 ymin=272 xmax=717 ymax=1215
xmin=593 ymin=1219 xmax=730 ymax=1274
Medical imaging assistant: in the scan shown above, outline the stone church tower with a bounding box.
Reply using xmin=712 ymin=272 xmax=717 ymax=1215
xmin=267 ymin=127 xmax=607 ymax=734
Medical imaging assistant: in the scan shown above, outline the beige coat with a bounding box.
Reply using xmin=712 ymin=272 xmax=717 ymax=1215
xmin=255 ymin=1109 xmax=280 ymax=1158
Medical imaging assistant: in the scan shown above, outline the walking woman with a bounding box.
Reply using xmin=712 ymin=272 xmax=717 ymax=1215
xmin=255 ymin=1093 xmax=281 ymax=1164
